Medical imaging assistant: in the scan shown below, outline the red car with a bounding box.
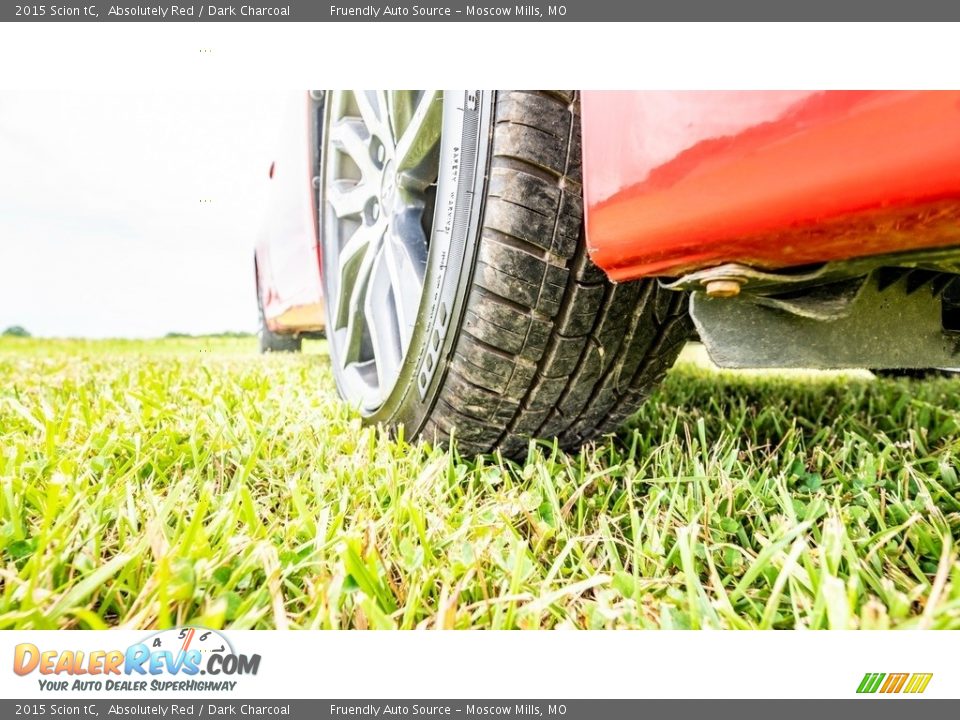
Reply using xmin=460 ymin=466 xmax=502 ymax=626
xmin=256 ymin=90 xmax=960 ymax=456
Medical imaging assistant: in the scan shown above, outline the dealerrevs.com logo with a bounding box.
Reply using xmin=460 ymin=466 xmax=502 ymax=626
xmin=14 ymin=627 xmax=261 ymax=692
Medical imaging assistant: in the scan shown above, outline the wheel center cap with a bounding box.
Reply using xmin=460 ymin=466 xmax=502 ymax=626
xmin=380 ymin=161 xmax=397 ymax=206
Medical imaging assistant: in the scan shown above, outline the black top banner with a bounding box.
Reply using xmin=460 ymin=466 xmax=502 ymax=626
xmin=5 ymin=0 xmax=960 ymax=21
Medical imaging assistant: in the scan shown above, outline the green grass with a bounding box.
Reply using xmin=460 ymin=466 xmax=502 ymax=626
xmin=1 ymin=337 xmax=958 ymax=629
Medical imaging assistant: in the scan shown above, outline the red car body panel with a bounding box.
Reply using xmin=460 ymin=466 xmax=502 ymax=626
xmin=255 ymin=93 xmax=325 ymax=332
xmin=581 ymin=91 xmax=960 ymax=281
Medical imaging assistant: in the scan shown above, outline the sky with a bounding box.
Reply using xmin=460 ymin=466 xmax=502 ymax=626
xmin=0 ymin=90 xmax=294 ymax=338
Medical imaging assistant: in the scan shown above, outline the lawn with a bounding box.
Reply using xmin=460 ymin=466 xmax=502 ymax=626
xmin=1 ymin=337 xmax=958 ymax=629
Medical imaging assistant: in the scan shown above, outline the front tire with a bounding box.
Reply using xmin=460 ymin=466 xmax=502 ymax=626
xmin=319 ymin=90 xmax=690 ymax=456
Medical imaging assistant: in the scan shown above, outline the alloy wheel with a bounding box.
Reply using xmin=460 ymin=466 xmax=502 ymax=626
xmin=321 ymin=90 xmax=443 ymax=411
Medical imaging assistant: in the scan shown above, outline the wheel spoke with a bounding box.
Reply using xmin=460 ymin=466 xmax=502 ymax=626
xmin=328 ymin=179 xmax=373 ymax=219
xmin=394 ymin=91 xmax=443 ymax=190
xmin=364 ymin=246 xmax=404 ymax=391
xmin=387 ymin=91 xmax=416 ymax=144
xmin=334 ymin=224 xmax=380 ymax=339
xmin=355 ymin=90 xmax=391 ymax=143
xmin=384 ymin=244 xmax=424 ymax=353
xmin=340 ymin=276 xmax=371 ymax=367
xmin=330 ymin=118 xmax=376 ymax=180
xmin=383 ymin=218 xmax=427 ymax=351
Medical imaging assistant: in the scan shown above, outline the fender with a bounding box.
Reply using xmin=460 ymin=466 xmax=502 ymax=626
xmin=581 ymin=91 xmax=960 ymax=281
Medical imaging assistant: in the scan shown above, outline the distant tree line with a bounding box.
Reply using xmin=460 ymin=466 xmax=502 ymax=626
xmin=164 ymin=331 xmax=254 ymax=338
xmin=1 ymin=327 xmax=255 ymax=339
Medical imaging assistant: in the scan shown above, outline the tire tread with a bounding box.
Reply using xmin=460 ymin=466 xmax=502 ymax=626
xmin=428 ymin=91 xmax=691 ymax=455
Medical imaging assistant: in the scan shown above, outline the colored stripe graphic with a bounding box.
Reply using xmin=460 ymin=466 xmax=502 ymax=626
xmin=881 ymin=673 xmax=909 ymax=693
xmin=857 ymin=673 xmax=885 ymax=693
xmin=857 ymin=672 xmax=932 ymax=694
xmin=903 ymin=674 xmax=933 ymax=694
